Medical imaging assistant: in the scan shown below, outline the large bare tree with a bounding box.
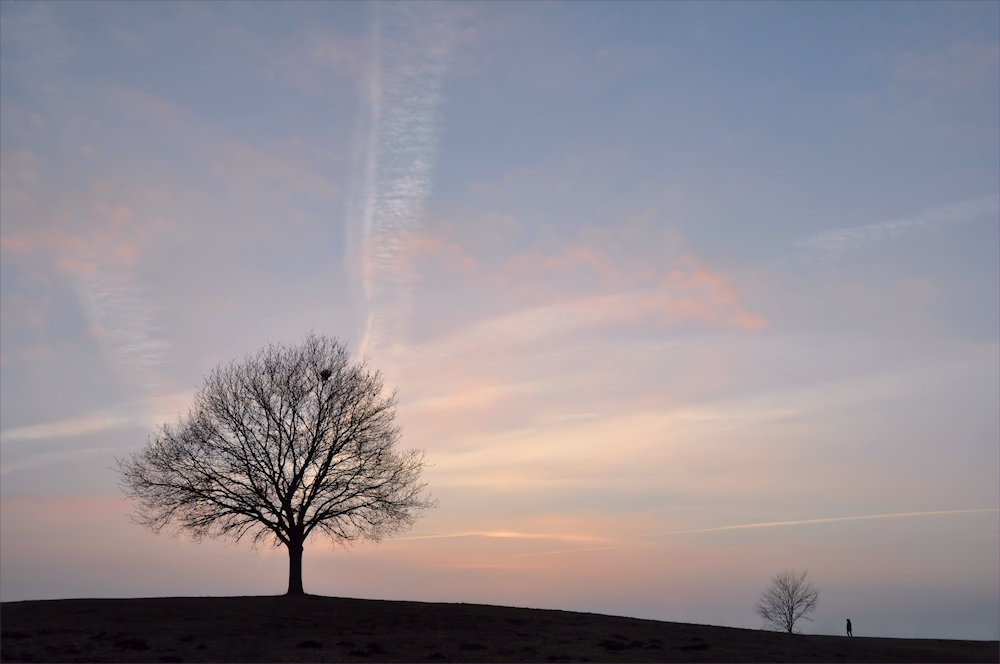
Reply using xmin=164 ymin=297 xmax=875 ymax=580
xmin=754 ymin=569 xmax=820 ymax=634
xmin=118 ymin=333 xmax=435 ymax=595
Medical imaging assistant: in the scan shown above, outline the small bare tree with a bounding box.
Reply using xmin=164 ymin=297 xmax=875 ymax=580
xmin=118 ymin=333 xmax=435 ymax=595
xmin=754 ymin=570 xmax=819 ymax=634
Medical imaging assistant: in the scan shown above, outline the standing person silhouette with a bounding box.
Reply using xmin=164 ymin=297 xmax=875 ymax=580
xmin=846 ymin=619 xmax=853 ymax=636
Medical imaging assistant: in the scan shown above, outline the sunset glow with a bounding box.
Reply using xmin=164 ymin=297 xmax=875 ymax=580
xmin=1 ymin=0 xmax=997 ymax=641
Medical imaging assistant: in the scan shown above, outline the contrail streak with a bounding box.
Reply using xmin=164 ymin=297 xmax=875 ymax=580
xmin=797 ymin=193 xmax=999 ymax=262
xmin=2 ymin=2 xmax=168 ymax=394
xmin=75 ymin=268 xmax=168 ymax=392
xmin=639 ymin=508 xmax=1000 ymax=537
xmin=345 ymin=1 xmax=455 ymax=359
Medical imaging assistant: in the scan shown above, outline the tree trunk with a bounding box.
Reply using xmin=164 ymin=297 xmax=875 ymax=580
xmin=286 ymin=539 xmax=305 ymax=596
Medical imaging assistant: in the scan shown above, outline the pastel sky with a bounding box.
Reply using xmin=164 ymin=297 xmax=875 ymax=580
xmin=1 ymin=0 xmax=998 ymax=640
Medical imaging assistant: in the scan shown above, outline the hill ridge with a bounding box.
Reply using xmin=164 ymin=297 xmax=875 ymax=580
xmin=2 ymin=595 xmax=997 ymax=662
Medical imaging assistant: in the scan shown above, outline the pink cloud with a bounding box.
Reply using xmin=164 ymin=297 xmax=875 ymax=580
xmin=406 ymin=224 xmax=766 ymax=331
xmin=0 ymin=236 xmax=30 ymax=254
xmin=1 ymin=200 xmax=172 ymax=279
xmin=406 ymin=234 xmax=479 ymax=278
xmin=110 ymin=206 xmax=133 ymax=225
xmin=645 ymin=256 xmax=767 ymax=330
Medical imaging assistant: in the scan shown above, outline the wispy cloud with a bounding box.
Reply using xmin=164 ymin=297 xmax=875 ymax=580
xmin=516 ymin=546 xmax=619 ymax=558
xmin=0 ymin=391 xmax=195 ymax=476
xmin=0 ymin=414 xmax=132 ymax=443
xmin=0 ymin=447 xmax=118 ymax=476
xmin=395 ymin=225 xmax=765 ymax=357
xmin=0 ymin=120 xmax=175 ymax=394
xmin=796 ymin=194 xmax=999 ymax=262
xmin=395 ymin=531 xmax=608 ymax=543
xmin=346 ymin=2 xmax=459 ymax=359
xmin=639 ymin=509 xmax=1000 ymax=537
xmin=0 ymin=391 xmax=193 ymax=445
xmin=74 ymin=270 xmax=170 ymax=393
xmin=407 ymin=285 xmax=759 ymax=361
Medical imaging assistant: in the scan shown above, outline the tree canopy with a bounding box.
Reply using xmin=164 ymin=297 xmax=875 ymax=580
xmin=754 ymin=569 xmax=820 ymax=634
xmin=118 ymin=333 xmax=435 ymax=594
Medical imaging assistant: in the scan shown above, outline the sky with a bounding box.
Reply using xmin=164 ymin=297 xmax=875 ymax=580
xmin=1 ymin=0 xmax=998 ymax=641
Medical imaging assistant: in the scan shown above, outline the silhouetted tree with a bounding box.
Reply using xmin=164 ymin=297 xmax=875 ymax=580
xmin=754 ymin=570 xmax=819 ymax=634
xmin=118 ymin=333 xmax=435 ymax=595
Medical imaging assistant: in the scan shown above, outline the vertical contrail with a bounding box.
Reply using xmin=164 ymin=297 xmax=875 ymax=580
xmin=346 ymin=1 xmax=454 ymax=360
xmin=74 ymin=268 xmax=168 ymax=393
xmin=1 ymin=2 xmax=169 ymax=395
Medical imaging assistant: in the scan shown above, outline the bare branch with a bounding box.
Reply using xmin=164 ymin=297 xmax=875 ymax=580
xmin=754 ymin=570 xmax=819 ymax=634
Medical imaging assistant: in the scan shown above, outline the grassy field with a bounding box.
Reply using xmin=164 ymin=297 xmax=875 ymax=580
xmin=1 ymin=595 xmax=996 ymax=663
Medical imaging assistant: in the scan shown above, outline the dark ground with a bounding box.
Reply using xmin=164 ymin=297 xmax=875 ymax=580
xmin=1 ymin=595 xmax=996 ymax=663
